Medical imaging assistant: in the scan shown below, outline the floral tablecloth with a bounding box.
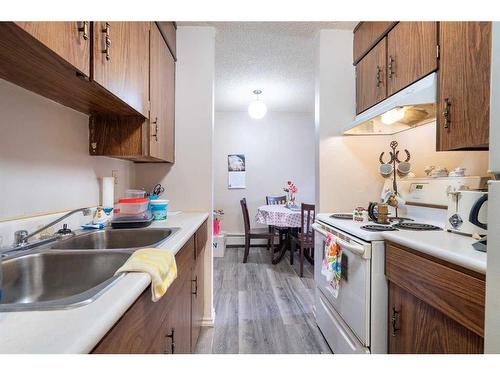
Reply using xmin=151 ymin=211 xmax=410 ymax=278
xmin=255 ymin=204 xmax=303 ymax=228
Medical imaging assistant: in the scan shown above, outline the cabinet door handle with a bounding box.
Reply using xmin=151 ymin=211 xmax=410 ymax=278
xmin=151 ymin=117 xmax=159 ymax=141
xmin=78 ymin=21 xmax=89 ymax=41
xmin=376 ymin=65 xmax=382 ymax=88
xmin=388 ymin=56 xmax=394 ymax=79
xmin=443 ymin=98 xmax=451 ymax=129
xmin=165 ymin=328 xmax=175 ymax=354
xmin=391 ymin=306 xmax=400 ymax=337
xmin=192 ymin=276 xmax=198 ymax=296
xmin=101 ymin=22 xmax=111 ymax=61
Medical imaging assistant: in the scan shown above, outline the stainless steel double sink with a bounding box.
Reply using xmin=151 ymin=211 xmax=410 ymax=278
xmin=0 ymin=228 xmax=177 ymax=312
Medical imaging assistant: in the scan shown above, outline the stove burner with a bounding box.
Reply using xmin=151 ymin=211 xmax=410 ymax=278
xmin=388 ymin=216 xmax=414 ymax=223
xmin=392 ymin=222 xmax=442 ymax=231
xmin=360 ymin=224 xmax=398 ymax=232
xmin=330 ymin=213 xmax=353 ymax=220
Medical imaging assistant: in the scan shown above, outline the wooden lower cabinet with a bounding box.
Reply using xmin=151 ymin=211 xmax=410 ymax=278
xmin=388 ymin=282 xmax=483 ymax=354
xmin=385 ymin=242 xmax=485 ymax=354
xmin=191 ymin=248 xmax=205 ymax=351
xmin=162 ymin=272 xmax=193 ymax=354
xmin=92 ymin=220 xmax=208 ymax=354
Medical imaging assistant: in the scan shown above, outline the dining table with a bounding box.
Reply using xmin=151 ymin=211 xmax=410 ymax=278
xmin=255 ymin=204 xmax=304 ymax=265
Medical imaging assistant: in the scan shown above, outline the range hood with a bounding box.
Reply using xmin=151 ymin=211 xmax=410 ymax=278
xmin=344 ymin=73 xmax=437 ymax=135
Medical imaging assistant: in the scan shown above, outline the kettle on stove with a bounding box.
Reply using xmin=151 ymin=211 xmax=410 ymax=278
xmin=368 ymin=202 xmax=389 ymax=224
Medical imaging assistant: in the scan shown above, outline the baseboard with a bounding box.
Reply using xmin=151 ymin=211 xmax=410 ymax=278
xmin=201 ymin=308 xmax=216 ymax=327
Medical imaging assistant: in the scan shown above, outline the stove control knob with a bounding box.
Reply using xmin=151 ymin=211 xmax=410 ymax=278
xmin=449 ymin=214 xmax=463 ymax=229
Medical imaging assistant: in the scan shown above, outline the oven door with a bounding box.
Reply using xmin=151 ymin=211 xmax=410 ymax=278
xmin=312 ymin=221 xmax=371 ymax=347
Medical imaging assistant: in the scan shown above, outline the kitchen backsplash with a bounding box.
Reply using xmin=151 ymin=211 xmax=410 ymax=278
xmin=0 ymin=209 xmax=96 ymax=249
xmin=0 ymin=79 xmax=134 ymax=220
xmin=394 ymin=122 xmax=489 ymax=177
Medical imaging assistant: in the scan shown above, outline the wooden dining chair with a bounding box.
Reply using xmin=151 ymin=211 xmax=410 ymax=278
xmin=290 ymin=203 xmax=315 ymax=277
xmin=240 ymin=198 xmax=275 ymax=263
xmin=265 ymin=195 xmax=288 ymax=251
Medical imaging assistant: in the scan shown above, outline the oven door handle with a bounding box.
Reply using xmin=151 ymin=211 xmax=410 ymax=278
xmin=312 ymin=223 xmax=369 ymax=259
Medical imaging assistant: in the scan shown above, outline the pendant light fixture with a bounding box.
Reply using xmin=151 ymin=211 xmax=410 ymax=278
xmin=248 ymin=89 xmax=267 ymax=119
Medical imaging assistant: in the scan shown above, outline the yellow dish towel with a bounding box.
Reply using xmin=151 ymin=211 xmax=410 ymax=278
xmin=115 ymin=248 xmax=177 ymax=302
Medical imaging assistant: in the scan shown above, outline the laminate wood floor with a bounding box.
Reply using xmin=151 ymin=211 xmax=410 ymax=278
xmin=195 ymin=247 xmax=332 ymax=354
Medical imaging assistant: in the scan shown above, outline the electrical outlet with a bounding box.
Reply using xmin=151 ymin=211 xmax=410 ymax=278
xmin=112 ymin=170 xmax=119 ymax=185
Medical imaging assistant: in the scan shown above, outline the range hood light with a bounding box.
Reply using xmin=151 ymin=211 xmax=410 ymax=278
xmin=381 ymin=107 xmax=406 ymax=125
xmin=343 ymin=73 xmax=437 ymax=135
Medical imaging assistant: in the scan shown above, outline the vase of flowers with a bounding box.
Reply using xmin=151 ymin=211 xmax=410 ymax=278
xmin=283 ymin=181 xmax=298 ymax=208
xmin=213 ymin=209 xmax=224 ymax=236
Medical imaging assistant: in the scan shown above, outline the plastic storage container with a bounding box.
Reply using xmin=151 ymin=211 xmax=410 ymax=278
xmin=115 ymin=198 xmax=149 ymax=215
xmin=111 ymin=210 xmax=153 ymax=228
xmin=150 ymin=199 xmax=169 ymax=220
xmin=125 ymin=189 xmax=146 ymax=198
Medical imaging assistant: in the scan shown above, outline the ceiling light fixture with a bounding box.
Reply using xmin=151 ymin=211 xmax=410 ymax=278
xmin=248 ymin=89 xmax=267 ymax=119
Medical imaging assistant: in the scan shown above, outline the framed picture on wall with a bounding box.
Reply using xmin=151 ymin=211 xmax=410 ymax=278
xmin=228 ymin=154 xmax=246 ymax=189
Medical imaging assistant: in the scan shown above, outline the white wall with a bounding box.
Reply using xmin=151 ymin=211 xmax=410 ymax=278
xmin=134 ymin=26 xmax=216 ymax=325
xmin=316 ymin=30 xmax=389 ymax=212
xmin=0 ymin=79 xmax=134 ymax=221
xmin=395 ymin=122 xmax=489 ymax=177
xmin=214 ymin=111 xmax=315 ymax=235
xmin=315 ymin=30 xmax=489 ymax=214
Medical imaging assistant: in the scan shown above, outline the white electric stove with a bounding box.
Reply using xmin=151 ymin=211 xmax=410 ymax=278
xmin=312 ymin=176 xmax=487 ymax=354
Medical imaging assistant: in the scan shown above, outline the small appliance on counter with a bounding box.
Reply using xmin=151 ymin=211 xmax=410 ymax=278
xmin=446 ymin=190 xmax=488 ymax=236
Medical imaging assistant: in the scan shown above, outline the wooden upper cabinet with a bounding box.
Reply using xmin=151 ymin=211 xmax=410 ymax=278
xmin=92 ymin=22 xmax=150 ymax=117
xmin=156 ymin=22 xmax=177 ymax=60
xmin=353 ymin=22 xmax=397 ymax=64
xmin=356 ymin=38 xmax=387 ymax=114
xmin=14 ymin=22 xmax=90 ymax=77
xmin=386 ymin=22 xmax=438 ymax=96
xmin=437 ymin=22 xmax=491 ymax=151
xmin=150 ymin=23 xmax=176 ymax=162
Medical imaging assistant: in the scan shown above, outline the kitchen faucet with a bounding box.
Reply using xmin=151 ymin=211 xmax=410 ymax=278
xmin=13 ymin=207 xmax=92 ymax=247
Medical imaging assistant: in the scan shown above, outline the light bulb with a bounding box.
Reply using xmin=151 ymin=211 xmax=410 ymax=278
xmin=248 ymin=99 xmax=267 ymax=119
xmin=381 ymin=107 xmax=406 ymax=125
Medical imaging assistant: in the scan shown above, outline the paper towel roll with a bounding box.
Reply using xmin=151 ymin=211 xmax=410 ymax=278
xmin=101 ymin=177 xmax=115 ymax=208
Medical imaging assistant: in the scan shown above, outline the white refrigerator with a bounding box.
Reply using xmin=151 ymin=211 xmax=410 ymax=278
xmin=485 ymin=22 xmax=500 ymax=353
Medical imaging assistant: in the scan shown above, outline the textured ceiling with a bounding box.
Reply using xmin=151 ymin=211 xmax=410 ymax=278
xmin=180 ymin=22 xmax=357 ymax=113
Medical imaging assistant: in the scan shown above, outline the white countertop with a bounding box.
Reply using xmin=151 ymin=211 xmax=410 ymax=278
xmin=316 ymin=213 xmax=487 ymax=275
xmin=381 ymin=230 xmax=486 ymax=274
xmin=0 ymin=211 xmax=209 ymax=354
